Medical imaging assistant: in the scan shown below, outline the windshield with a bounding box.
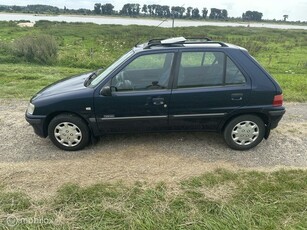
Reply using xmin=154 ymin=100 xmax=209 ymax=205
xmin=89 ymin=50 xmax=134 ymax=86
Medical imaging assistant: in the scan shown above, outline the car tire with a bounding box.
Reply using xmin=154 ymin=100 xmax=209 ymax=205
xmin=223 ymin=115 xmax=265 ymax=150
xmin=48 ymin=114 xmax=90 ymax=151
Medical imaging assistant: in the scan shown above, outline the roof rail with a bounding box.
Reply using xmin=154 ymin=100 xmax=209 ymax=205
xmin=185 ymin=37 xmax=212 ymax=41
xmin=184 ymin=41 xmax=228 ymax=47
xmin=144 ymin=37 xmax=228 ymax=49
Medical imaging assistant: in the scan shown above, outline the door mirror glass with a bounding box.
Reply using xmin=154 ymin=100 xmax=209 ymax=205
xmin=101 ymin=86 xmax=112 ymax=96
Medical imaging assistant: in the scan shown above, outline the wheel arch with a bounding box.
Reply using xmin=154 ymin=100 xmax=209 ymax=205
xmin=220 ymin=112 xmax=269 ymax=133
xmin=43 ymin=111 xmax=90 ymax=137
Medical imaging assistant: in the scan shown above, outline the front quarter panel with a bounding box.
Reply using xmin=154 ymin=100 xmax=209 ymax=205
xmin=30 ymin=88 xmax=95 ymax=136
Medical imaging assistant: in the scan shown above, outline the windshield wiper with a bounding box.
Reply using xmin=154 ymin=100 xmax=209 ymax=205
xmin=84 ymin=68 xmax=103 ymax=87
xmin=84 ymin=72 xmax=97 ymax=87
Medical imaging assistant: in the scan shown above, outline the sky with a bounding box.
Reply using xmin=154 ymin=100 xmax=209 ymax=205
xmin=1 ymin=0 xmax=307 ymax=21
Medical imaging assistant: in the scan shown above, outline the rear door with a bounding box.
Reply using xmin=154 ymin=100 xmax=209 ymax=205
xmin=169 ymin=49 xmax=251 ymax=131
xmin=94 ymin=51 xmax=176 ymax=133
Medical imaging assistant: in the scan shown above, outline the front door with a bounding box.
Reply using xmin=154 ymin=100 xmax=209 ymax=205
xmin=94 ymin=52 xmax=175 ymax=133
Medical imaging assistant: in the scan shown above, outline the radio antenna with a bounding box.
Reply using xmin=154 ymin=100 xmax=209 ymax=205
xmin=134 ymin=18 xmax=168 ymax=47
xmin=134 ymin=4 xmax=185 ymax=47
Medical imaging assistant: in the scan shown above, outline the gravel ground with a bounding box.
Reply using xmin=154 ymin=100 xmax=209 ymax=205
xmin=0 ymin=99 xmax=306 ymax=198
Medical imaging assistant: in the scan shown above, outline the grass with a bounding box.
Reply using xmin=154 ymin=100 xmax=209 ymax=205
xmin=0 ymin=21 xmax=306 ymax=101
xmin=0 ymin=64 xmax=88 ymax=98
xmin=0 ymin=169 xmax=306 ymax=229
xmin=0 ymin=21 xmax=306 ymax=229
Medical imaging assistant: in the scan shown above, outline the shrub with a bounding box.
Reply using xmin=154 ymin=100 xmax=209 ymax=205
xmin=13 ymin=34 xmax=58 ymax=65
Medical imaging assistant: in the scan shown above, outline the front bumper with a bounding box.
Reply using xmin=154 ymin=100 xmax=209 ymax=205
xmin=25 ymin=113 xmax=47 ymax=138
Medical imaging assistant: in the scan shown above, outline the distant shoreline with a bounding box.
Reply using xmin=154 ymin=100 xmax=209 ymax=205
xmin=0 ymin=12 xmax=306 ymax=30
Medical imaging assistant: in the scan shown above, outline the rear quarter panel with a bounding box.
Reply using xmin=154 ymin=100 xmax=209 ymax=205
xmin=234 ymin=50 xmax=281 ymax=106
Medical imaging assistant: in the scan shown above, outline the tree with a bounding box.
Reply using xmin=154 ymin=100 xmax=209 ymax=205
xmin=242 ymin=11 xmax=263 ymax=21
xmin=76 ymin=8 xmax=91 ymax=15
xmin=209 ymin=8 xmax=227 ymax=19
xmin=120 ymin=3 xmax=140 ymax=16
xmin=162 ymin=5 xmax=170 ymax=17
xmin=186 ymin=7 xmax=193 ymax=18
xmin=26 ymin=5 xmax=60 ymax=14
xmin=192 ymin=8 xmax=200 ymax=18
xmin=283 ymin=15 xmax=288 ymax=21
xmin=209 ymin=8 xmax=221 ymax=19
xmin=133 ymin=4 xmax=140 ymax=16
xmin=155 ymin=5 xmax=163 ymax=17
xmin=94 ymin=3 xmax=101 ymax=14
xmin=148 ymin=4 xmax=160 ymax=16
xmin=120 ymin=4 xmax=131 ymax=16
xmin=142 ymin=4 xmax=148 ymax=15
xmin=171 ymin=6 xmax=185 ymax=18
xmin=179 ymin=7 xmax=186 ymax=18
xmin=202 ymin=8 xmax=208 ymax=19
xmin=150 ymin=4 xmax=157 ymax=16
xmin=11 ymin=5 xmax=23 ymax=11
xmin=171 ymin=6 xmax=179 ymax=18
xmin=222 ymin=9 xmax=228 ymax=19
xmin=101 ymin=3 xmax=114 ymax=15
xmin=148 ymin=5 xmax=153 ymax=16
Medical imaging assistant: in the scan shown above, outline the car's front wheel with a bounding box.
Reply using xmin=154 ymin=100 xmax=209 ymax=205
xmin=48 ymin=114 xmax=90 ymax=151
xmin=223 ymin=115 xmax=265 ymax=150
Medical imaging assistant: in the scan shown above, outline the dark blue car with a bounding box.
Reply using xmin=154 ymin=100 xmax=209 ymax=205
xmin=26 ymin=37 xmax=285 ymax=151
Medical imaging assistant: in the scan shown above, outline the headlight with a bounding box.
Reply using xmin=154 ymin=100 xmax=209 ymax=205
xmin=27 ymin=103 xmax=35 ymax=115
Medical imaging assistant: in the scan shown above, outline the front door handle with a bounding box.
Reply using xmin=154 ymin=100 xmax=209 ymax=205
xmin=152 ymin=97 xmax=164 ymax=105
xmin=231 ymin=93 xmax=243 ymax=101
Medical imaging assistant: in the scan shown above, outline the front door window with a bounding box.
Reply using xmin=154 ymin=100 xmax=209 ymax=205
xmin=111 ymin=53 xmax=174 ymax=91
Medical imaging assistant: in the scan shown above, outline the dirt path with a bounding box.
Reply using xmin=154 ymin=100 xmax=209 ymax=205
xmin=0 ymin=100 xmax=306 ymax=199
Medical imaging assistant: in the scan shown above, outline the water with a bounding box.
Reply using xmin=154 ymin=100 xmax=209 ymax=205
xmin=0 ymin=13 xmax=306 ymax=30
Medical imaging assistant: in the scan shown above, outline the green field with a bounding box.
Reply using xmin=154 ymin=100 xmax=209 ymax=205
xmin=0 ymin=20 xmax=306 ymax=101
xmin=0 ymin=21 xmax=307 ymax=229
xmin=1 ymin=169 xmax=306 ymax=229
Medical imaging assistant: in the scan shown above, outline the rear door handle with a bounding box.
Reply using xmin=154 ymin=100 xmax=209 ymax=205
xmin=231 ymin=93 xmax=243 ymax=101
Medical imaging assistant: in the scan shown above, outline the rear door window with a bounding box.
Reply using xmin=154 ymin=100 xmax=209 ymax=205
xmin=177 ymin=51 xmax=246 ymax=88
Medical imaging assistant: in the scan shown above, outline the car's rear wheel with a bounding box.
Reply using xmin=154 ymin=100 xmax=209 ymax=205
xmin=48 ymin=114 xmax=90 ymax=151
xmin=223 ymin=115 xmax=265 ymax=150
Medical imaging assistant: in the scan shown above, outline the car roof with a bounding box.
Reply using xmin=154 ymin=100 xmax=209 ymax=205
xmin=133 ymin=37 xmax=247 ymax=53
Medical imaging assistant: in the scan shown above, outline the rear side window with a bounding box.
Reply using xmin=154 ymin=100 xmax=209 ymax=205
xmin=225 ymin=57 xmax=246 ymax=85
xmin=178 ymin=51 xmax=246 ymax=88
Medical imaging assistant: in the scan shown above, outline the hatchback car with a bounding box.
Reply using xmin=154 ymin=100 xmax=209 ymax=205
xmin=26 ymin=37 xmax=285 ymax=151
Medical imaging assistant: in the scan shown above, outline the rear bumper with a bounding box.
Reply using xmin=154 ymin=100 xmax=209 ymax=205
xmin=269 ymin=108 xmax=286 ymax=129
xmin=263 ymin=107 xmax=285 ymax=139
xmin=25 ymin=113 xmax=47 ymax=138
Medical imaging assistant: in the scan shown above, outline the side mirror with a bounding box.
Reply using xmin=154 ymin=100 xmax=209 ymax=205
xmin=101 ymin=86 xmax=112 ymax=96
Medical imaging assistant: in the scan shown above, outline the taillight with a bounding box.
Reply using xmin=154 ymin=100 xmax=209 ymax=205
xmin=273 ymin=94 xmax=283 ymax=107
